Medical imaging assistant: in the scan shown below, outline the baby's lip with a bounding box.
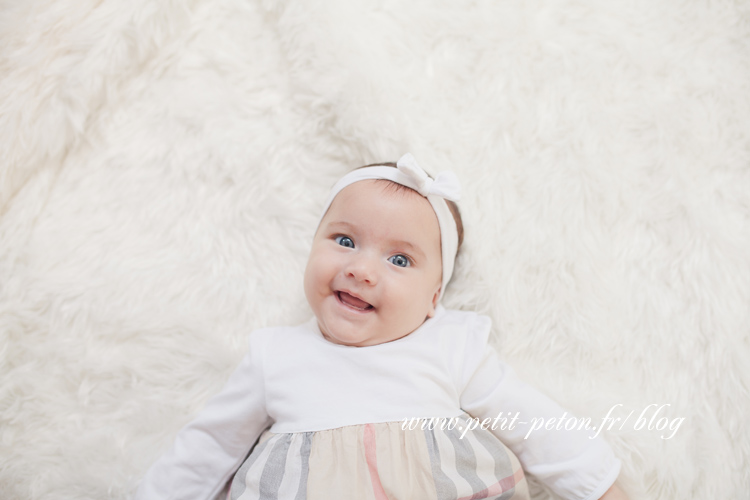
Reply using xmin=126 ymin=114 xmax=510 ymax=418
xmin=335 ymin=289 xmax=374 ymax=311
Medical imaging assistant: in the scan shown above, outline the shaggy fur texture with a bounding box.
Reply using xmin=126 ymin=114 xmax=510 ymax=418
xmin=1 ymin=0 xmax=749 ymax=498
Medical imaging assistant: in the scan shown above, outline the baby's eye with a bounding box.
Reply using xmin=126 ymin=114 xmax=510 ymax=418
xmin=335 ymin=236 xmax=355 ymax=248
xmin=388 ymin=254 xmax=410 ymax=268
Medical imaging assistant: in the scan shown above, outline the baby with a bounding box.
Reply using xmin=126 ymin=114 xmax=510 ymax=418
xmin=135 ymin=154 xmax=628 ymax=500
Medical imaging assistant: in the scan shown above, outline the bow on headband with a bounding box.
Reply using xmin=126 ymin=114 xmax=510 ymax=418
xmin=396 ymin=153 xmax=461 ymax=202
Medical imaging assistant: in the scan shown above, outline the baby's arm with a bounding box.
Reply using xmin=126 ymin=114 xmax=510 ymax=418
xmin=458 ymin=338 xmax=624 ymax=500
xmin=134 ymin=332 xmax=272 ymax=500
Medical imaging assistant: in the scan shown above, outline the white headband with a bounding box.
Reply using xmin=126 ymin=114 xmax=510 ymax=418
xmin=317 ymin=153 xmax=461 ymax=302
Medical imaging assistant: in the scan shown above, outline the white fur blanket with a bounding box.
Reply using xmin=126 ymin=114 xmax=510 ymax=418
xmin=1 ymin=1 xmax=748 ymax=498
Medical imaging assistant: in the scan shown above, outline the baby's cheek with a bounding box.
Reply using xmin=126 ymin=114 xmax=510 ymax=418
xmin=302 ymin=260 xmax=322 ymax=295
xmin=307 ymin=256 xmax=334 ymax=289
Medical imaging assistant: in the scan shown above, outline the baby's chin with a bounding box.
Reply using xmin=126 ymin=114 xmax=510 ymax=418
xmin=318 ymin=323 xmax=384 ymax=347
xmin=320 ymin=323 xmax=376 ymax=347
xmin=322 ymin=332 xmax=364 ymax=347
xmin=325 ymin=323 xmax=421 ymax=347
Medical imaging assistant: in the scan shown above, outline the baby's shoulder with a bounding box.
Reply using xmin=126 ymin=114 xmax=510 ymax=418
xmin=434 ymin=308 xmax=492 ymax=337
xmin=430 ymin=308 xmax=496 ymax=386
xmin=430 ymin=307 xmax=493 ymax=353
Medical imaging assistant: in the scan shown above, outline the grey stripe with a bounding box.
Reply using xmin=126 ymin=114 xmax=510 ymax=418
xmin=293 ymin=433 xmax=313 ymax=500
xmin=231 ymin=436 xmax=275 ymax=500
xmin=472 ymin=427 xmax=516 ymax=500
xmin=445 ymin=420 xmax=487 ymax=498
xmin=258 ymin=433 xmax=293 ymax=499
xmin=423 ymin=427 xmax=458 ymax=500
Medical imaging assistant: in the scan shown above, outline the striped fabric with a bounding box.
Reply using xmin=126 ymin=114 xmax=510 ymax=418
xmin=229 ymin=417 xmax=528 ymax=500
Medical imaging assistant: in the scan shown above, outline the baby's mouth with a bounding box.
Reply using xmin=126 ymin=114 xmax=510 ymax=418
xmin=336 ymin=291 xmax=374 ymax=311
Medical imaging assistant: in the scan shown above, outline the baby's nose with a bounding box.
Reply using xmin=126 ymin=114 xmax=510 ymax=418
xmin=346 ymin=255 xmax=378 ymax=284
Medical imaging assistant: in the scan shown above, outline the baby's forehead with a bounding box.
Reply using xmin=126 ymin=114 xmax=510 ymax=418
xmin=339 ymin=178 xmax=425 ymax=203
xmin=325 ymin=180 xmax=439 ymax=230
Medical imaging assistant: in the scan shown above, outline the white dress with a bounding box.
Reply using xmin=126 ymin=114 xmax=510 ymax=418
xmin=134 ymin=306 xmax=621 ymax=500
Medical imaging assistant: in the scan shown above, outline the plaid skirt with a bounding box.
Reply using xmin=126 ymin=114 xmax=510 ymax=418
xmin=229 ymin=414 xmax=529 ymax=500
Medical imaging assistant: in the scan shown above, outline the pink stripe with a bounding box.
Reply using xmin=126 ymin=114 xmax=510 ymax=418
xmin=363 ymin=423 xmax=389 ymax=500
xmin=456 ymin=467 xmax=525 ymax=500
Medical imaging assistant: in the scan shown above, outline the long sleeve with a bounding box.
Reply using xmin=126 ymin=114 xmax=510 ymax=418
xmin=134 ymin=331 xmax=273 ymax=500
xmin=458 ymin=335 xmax=621 ymax=500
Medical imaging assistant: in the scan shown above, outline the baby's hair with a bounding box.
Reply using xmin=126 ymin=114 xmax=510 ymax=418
xmin=358 ymin=162 xmax=464 ymax=254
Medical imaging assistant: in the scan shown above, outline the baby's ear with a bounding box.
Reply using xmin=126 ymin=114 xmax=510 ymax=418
xmin=427 ymin=286 xmax=441 ymax=318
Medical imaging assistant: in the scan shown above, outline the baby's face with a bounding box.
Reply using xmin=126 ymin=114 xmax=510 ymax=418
xmin=304 ymin=180 xmax=443 ymax=347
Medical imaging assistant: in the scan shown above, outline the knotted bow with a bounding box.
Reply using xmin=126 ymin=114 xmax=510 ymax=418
xmin=396 ymin=153 xmax=462 ymax=202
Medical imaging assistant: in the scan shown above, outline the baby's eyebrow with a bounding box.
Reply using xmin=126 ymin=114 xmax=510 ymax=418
xmin=326 ymin=221 xmax=356 ymax=232
xmin=388 ymin=239 xmax=426 ymax=260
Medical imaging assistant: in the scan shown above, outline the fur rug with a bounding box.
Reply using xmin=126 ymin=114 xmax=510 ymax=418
xmin=1 ymin=0 xmax=749 ymax=498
